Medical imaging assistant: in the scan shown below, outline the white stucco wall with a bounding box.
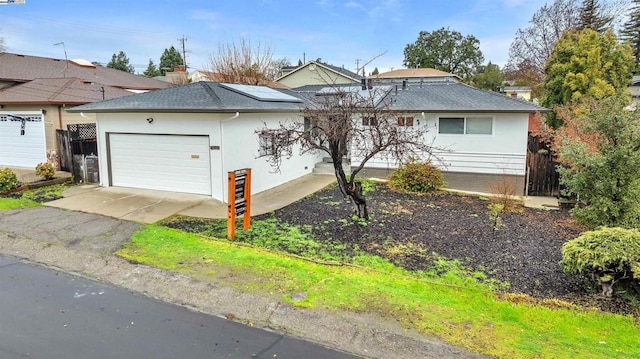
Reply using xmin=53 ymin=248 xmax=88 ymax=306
xmin=352 ymin=112 xmax=529 ymax=176
xmin=95 ymin=112 xmax=323 ymax=201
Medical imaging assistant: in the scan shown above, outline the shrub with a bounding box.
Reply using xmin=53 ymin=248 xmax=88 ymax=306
xmin=560 ymin=227 xmax=640 ymax=297
xmin=488 ymin=172 xmax=522 ymax=212
xmin=35 ymin=162 xmax=55 ymax=180
xmin=388 ymin=159 xmax=445 ymax=193
xmin=0 ymin=168 xmax=22 ymax=192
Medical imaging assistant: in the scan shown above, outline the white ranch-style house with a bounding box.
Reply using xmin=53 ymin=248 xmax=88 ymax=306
xmin=69 ymin=80 xmax=546 ymax=200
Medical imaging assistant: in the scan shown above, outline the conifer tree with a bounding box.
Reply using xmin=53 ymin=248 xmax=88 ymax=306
xmin=622 ymin=0 xmax=640 ymax=73
xmin=578 ymin=0 xmax=612 ymax=32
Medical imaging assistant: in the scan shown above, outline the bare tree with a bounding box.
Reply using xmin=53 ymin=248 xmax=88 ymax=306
xmin=507 ymin=0 xmax=580 ymax=83
xmin=208 ymin=37 xmax=285 ymax=85
xmin=257 ymin=85 xmax=439 ymax=219
xmin=0 ymin=37 xmax=6 ymax=53
xmin=507 ymin=0 xmax=630 ymax=85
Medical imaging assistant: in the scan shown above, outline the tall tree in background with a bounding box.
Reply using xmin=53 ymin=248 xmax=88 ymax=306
xmin=0 ymin=37 xmax=5 ymax=53
xmin=507 ymin=0 xmax=580 ymax=87
xmin=622 ymin=0 xmax=640 ymax=73
xmin=208 ymin=37 xmax=285 ymax=85
xmin=472 ymin=62 xmax=504 ymax=91
xmin=106 ymin=51 xmax=135 ymax=73
xmin=542 ymin=29 xmax=633 ymax=127
xmin=507 ymin=0 xmax=627 ymax=89
xmin=143 ymin=59 xmax=161 ymax=77
xmin=403 ymin=27 xmax=484 ymax=81
xmin=159 ymin=46 xmax=184 ymax=75
xmin=578 ymin=0 xmax=613 ymax=32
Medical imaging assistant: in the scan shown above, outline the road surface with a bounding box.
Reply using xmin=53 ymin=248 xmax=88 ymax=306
xmin=0 ymin=254 xmax=359 ymax=359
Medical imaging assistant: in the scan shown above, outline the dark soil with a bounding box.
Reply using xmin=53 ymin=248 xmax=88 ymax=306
xmin=253 ymin=184 xmax=638 ymax=316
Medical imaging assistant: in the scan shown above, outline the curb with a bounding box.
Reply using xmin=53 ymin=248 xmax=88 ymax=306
xmin=0 ymin=233 xmax=486 ymax=359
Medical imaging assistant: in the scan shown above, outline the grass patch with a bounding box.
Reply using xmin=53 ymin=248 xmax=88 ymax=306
xmin=118 ymin=225 xmax=640 ymax=359
xmin=0 ymin=197 xmax=41 ymax=210
xmin=19 ymin=183 xmax=70 ymax=202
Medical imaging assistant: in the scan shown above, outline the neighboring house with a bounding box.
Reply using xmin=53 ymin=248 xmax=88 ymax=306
xmin=502 ymin=86 xmax=532 ymax=101
xmin=371 ymin=68 xmax=462 ymax=84
xmin=189 ymin=70 xmax=287 ymax=88
xmin=0 ymin=52 xmax=172 ymax=169
xmin=276 ymin=61 xmax=363 ymax=88
xmin=68 ymin=82 xmax=323 ymax=201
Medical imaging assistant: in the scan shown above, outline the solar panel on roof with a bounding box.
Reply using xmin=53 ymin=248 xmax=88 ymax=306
xmin=220 ymin=83 xmax=302 ymax=102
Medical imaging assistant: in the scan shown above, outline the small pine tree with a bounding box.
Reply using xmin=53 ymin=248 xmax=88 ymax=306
xmin=106 ymin=51 xmax=135 ymax=73
xmin=371 ymin=67 xmax=379 ymax=75
xmin=143 ymin=59 xmax=161 ymax=77
xmin=159 ymin=46 xmax=184 ymax=75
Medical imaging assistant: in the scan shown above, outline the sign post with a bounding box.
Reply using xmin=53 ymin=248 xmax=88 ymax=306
xmin=227 ymin=168 xmax=251 ymax=239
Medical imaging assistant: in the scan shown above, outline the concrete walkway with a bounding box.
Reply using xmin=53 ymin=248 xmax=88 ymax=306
xmin=45 ymin=174 xmax=337 ymax=224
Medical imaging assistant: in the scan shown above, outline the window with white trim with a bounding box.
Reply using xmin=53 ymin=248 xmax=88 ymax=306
xmin=438 ymin=117 xmax=493 ymax=135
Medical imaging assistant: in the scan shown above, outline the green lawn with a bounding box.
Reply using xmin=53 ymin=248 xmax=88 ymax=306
xmin=0 ymin=197 xmax=41 ymax=210
xmin=117 ymin=225 xmax=640 ymax=359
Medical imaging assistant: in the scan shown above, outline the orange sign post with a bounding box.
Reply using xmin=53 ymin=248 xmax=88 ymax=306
xmin=227 ymin=168 xmax=251 ymax=239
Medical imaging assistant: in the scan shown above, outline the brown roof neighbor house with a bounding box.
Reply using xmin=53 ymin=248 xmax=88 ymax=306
xmin=0 ymin=52 xmax=171 ymax=169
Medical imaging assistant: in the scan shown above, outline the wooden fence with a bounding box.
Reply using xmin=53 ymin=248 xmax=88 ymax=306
xmin=526 ymin=135 xmax=560 ymax=197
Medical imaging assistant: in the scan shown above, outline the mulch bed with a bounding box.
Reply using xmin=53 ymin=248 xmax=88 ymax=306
xmin=255 ymin=184 xmax=637 ymax=316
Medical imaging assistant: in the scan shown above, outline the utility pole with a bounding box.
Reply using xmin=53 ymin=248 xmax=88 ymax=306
xmin=355 ymin=58 xmax=361 ymax=75
xmin=178 ymin=35 xmax=188 ymax=69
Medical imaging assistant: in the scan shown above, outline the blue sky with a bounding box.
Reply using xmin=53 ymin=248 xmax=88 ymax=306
xmin=0 ymin=0 xmax=614 ymax=74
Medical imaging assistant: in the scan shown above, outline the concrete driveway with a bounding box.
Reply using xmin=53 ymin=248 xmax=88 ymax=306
xmin=45 ymin=174 xmax=336 ymax=224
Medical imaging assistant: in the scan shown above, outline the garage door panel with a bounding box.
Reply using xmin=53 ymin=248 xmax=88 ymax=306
xmin=109 ymin=134 xmax=211 ymax=195
xmin=0 ymin=115 xmax=46 ymax=167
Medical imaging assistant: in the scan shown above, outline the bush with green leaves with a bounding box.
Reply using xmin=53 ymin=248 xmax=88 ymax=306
xmin=560 ymin=227 xmax=640 ymax=297
xmin=388 ymin=159 xmax=445 ymax=193
xmin=35 ymin=162 xmax=55 ymax=180
xmin=0 ymin=168 xmax=22 ymax=192
xmin=555 ymin=95 xmax=640 ymax=229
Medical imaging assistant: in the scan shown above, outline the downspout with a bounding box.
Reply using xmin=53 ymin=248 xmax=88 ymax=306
xmin=57 ymin=105 xmax=63 ymax=129
xmin=219 ymin=112 xmax=240 ymax=201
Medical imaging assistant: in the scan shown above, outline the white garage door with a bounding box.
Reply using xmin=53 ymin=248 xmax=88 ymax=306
xmin=0 ymin=114 xmax=46 ymax=167
xmin=109 ymin=134 xmax=212 ymax=195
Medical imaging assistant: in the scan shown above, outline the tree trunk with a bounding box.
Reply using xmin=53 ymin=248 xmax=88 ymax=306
xmin=330 ymin=141 xmax=368 ymax=220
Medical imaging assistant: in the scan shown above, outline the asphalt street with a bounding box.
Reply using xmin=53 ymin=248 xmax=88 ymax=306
xmin=0 ymin=254 xmax=358 ymax=359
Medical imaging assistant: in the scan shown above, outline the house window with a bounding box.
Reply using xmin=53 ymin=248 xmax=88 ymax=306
xmin=465 ymin=117 xmax=492 ymax=134
xmin=439 ymin=117 xmax=464 ymax=134
xmin=397 ymin=116 xmax=414 ymax=127
xmin=258 ymin=131 xmax=275 ymax=157
xmin=438 ymin=117 xmax=492 ymax=135
xmin=362 ymin=116 xmax=378 ymax=126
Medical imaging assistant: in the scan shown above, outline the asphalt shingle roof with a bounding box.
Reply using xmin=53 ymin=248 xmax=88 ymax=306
xmin=0 ymin=53 xmax=172 ymax=90
xmin=387 ymin=82 xmax=547 ymax=113
xmin=69 ymin=81 xmax=548 ymax=114
xmin=0 ymin=78 xmax=133 ymax=104
xmin=68 ymin=81 xmax=306 ymax=113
